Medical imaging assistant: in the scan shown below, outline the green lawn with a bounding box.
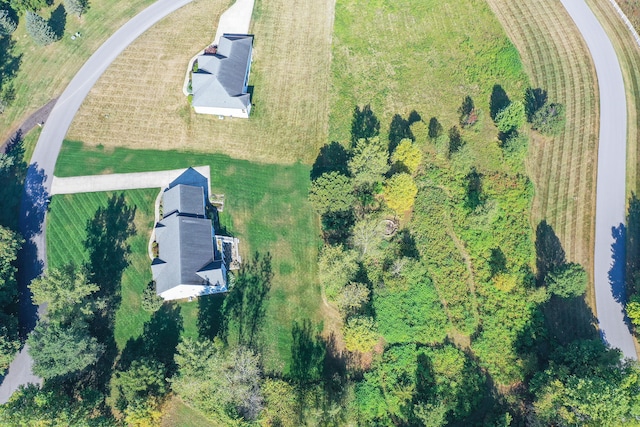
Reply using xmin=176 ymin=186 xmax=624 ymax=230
xmin=51 ymin=141 xmax=321 ymax=371
xmin=47 ymin=189 xmax=157 ymax=348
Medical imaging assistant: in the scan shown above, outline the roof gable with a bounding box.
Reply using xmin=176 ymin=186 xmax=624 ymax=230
xmin=192 ymin=34 xmax=253 ymax=111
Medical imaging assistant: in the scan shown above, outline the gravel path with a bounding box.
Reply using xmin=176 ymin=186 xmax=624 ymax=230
xmin=0 ymin=99 xmax=58 ymax=155
xmin=560 ymin=0 xmax=637 ymax=359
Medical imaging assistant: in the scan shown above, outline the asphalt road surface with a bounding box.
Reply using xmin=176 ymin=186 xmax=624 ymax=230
xmin=560 ymin=0 xmax=637 ymax=359
xmin=0 ymin=0 xmax=195 ymax=404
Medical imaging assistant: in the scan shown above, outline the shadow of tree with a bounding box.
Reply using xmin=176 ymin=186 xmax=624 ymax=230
xmin=489 ymin=84 xmax=510 ymax=120
xmin=524 ymin=87 xmax=548 ymax=122
xmin=610 ymin=224 xmax=627 ymax=305
xmin=489 ymin=247 xmax=507 ymax=277
xmin=118 ymin=304 xmax=184 ymax=375
xmin=626 ymin=194 xmax=640 ymax=296
xmin=17 ymin=162 xmax=48 ymax=336
xmin=311 ymin=141 xmax=351 ymax=180
xmin=388 ymin=113 xmax=415 ymax=154
xmin=428 ymin=117 xmax=443 ymax=139
xmin=48 ymin=4 xmax=66 ymax=40
xmin=85 ymin=193 xmax=136 ymax=314
xmin=0 ymin=132 xmax=26 ymax=231
xmin=223 ymin=252 xmax=272 ymax=348
xmin=197 ymin=293 xmax=226 ymax=341
xmin=535 ymin=220 xmax=565 ymax=285
xmin=465 ymin=167 xmax=484 ymax=211
xmin=0 ymin=34 xmax=21 ymax=102
xmin=289 ymin=319 xmax=325 ymax=386
xmin=351 ymin=105 xmax=380 ymax=146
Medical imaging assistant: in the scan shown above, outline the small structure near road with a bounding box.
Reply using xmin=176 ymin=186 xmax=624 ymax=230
xmin=151 ymin=168 xmax=240 ymax=301
xmin=191 ymin=34 xmax=253 ymax=118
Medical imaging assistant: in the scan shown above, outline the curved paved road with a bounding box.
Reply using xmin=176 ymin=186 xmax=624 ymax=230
xmin=560 ymin=0 xmax=637 ymax=359
xmin=0 ymin=0 xmax=195 ymax=404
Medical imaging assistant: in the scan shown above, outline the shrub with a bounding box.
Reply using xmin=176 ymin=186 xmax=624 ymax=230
xmin=141 ymin=282 xmax=163 ymax=312
xmin=25 ymin=11 xmax=57 ymax=46
xmin=532 ymin=103 xmax=565 ymax=135
xmin=343 ymin=316 xmax=378 ymax=353
xmin=495 ymin=100 xmax=525 ymax=133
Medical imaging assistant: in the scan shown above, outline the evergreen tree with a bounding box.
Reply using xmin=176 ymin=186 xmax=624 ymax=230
xmin=64 ymin=0 xmax=88 ymax=17
xmin=0 ymin=10 xmax=16 ymax=34
xmin=25 ymin=11 xmax=57 ymax=46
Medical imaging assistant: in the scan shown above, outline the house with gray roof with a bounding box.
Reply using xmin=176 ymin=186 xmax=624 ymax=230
xmin=151 ymin=169 xmax=228 ymax=301
xmin=192 ymin=34 xmax=253 ymax=118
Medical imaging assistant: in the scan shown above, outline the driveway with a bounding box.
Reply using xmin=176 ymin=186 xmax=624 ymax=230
xmin=214 ymin=0 xmax=255 ymax=44
xmin=0 ymin=0 xmax=196 ymax=404
xmin=50 ymin=166 xmax=211 ymax=195
xmin=560 ymin=0 xmax=637 ymax=359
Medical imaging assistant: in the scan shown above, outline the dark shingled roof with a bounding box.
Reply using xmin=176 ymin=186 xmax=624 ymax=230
xmin=192 ymin=34 xmax=253 ymax=110
xmin=152 ymin=169 xmax=226 ymax=297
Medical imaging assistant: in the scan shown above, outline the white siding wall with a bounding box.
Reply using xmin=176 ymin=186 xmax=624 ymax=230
xmin=193 ymin=105 xmax=250 ymax=118
xmin=160 ymin=284 xmax=228 ymax=301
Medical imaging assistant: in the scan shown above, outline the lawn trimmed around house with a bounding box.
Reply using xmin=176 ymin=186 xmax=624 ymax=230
xmin=47 ymin=189 xmax=157 ymax=349
xmin=66 ymin=0 xmax=335 ymax=164
xmin=51 ymin=140 xmax=321 ymax=371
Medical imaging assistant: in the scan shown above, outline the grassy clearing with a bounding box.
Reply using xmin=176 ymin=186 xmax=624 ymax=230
xmin=330 ymin=0 xmax=527 ymax=172
xmin=53 ymin=141 xmax=321 ymax=371
xmin=67 ymin=0 xmax=335 ymax=164
xmin=487 ymin=0 xmax=599 ymax=310
xmin=0 ymin=0 xmax=155 ymax=141
xmin=161 ymin=397 xmax=215 ymax=427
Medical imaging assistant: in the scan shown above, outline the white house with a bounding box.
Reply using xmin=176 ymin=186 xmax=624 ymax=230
xmin=191 ymin=34 xmax=253 ymax=118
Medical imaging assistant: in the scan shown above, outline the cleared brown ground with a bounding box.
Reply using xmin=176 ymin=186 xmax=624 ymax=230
xmin=487 ymin=0 xmax=599 ymax=309
xmin=67 ymin=0 xmax=335 ymax=164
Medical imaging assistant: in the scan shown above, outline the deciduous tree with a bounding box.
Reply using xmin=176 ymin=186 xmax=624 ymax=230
xmin=30 ymin=263 xmax=98 ymax=316
xmin=532 ymin=103 xmax=565 ymax=135
xmin=494 ymin=100 xmax=525 ymax=133
xmin=384 ymin=173 xmax=418 ymax=215
xmin=391 ymin=139 xmax=423 ymax=174
xmin=28 ymin=319 xmax=104 ymax=379
xmin=348 ymin=137 xmax=389 ymax=188
xmin=318 ymin=244 xmax=359 ymax=301
xmin=309 ymin=171 xmax=354 ymax=215
xmin=64 ymin=0 xmax=88 ymax=17
xmin=546 ymin=262 xmax=587 ymax=298
xmin=343 ymin=316 xmax=378 ymax=353
xmin=337 ymin=282 xmax=369 ymax=317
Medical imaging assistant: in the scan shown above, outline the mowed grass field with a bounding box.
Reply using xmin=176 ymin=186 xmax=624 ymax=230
xmin=487 ymin=0 xmax=599 ymax=309
xmin=0 ymin=0 xmax=155 ymax=142
xmin=52 ymin=141 xmax=322 ymax=371
xmin=330 ymin=0 xmax=527 ymax=172
xmin=66 ymin=0 xmax=335 ymax=164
